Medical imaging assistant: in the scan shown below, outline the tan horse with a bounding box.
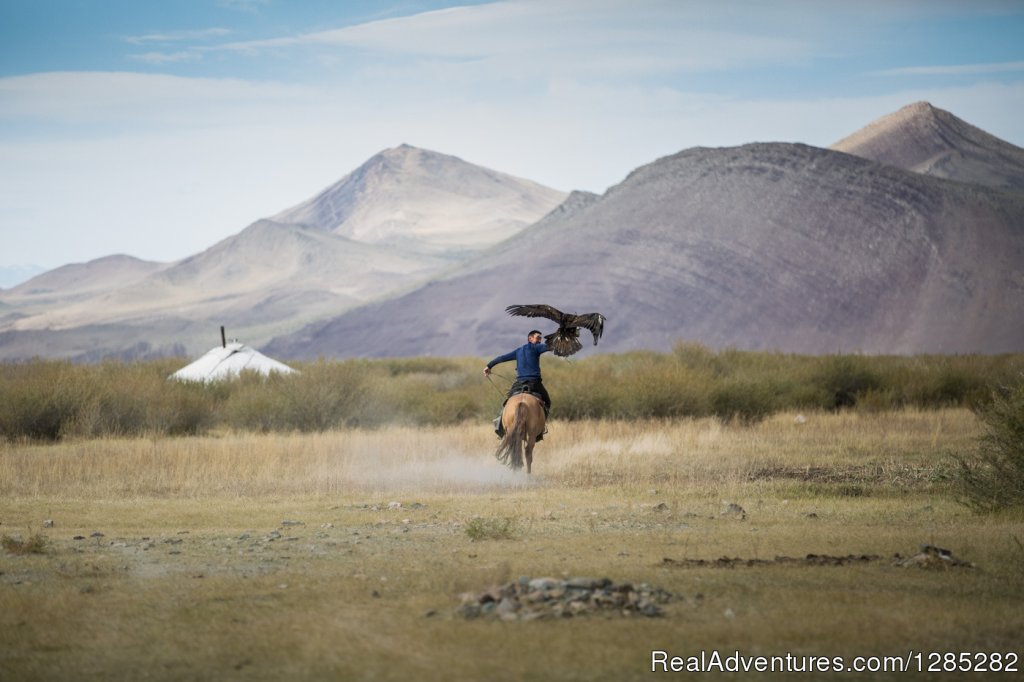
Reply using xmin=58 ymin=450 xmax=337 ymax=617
xmin=495 ymin=393 xmax=546 ymax=473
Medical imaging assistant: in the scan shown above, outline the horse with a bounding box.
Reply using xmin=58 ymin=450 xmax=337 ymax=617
xmin=494 ymin=392 xmax=546 ymax=474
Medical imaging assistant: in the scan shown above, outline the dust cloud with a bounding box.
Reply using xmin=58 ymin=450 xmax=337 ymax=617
xmin=327 ymin=448 xmax=540 ymax=493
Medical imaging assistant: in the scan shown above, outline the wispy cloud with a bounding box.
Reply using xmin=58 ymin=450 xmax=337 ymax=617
xmin=124 ymin=28 xmax=231 ymax=45
xmin=875 ymin=61 xmax=1024 ymax=77
xmin=209 ymin=1 xmax=812 ymax=76
xmin=130 ymin=51 xmax=203 ymax=65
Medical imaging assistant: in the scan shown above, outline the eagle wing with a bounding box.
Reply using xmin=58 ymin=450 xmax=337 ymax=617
xmin=563 ymin=312 xmax=605 ymax=346
xmin=506 ymin=304 xmax=606 ymax=357
xmin=504 ymin=304 xmax=566 ymax=324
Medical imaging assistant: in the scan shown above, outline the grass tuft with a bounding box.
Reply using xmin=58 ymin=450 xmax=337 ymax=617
xmin=464 ymin=516 xmax=518 ymax=541
xmin=2 ymin=533 xmax=48 ymax=555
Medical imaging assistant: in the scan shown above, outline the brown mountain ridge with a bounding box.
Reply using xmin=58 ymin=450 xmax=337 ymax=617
xmin=266 ymin=124 xmax=1024 ymax=358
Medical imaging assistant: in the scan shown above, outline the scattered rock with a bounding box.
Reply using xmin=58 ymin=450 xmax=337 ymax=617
xmin=893 ymin=544 xmax=974 ymax=570
xmin=280 ymin=520 xmax=303 ymax=526
xmin=42 ymin=520 xmax=54 ymax=528
xmin=455 ymin=576 xmax=675 ymax=620
xmin=720 ymin=503 xmax=747 ymax=520
xmin=387 ymin=501 xmax=402 ymax=510
xmin=90 ymin=532 xmax=104 ymax=538
xmin=662 ymin=554 xmax=881 ymax=568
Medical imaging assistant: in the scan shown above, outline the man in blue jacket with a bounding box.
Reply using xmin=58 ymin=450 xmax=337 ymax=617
xmin=484 ymin=329 xmax=551 ymax=437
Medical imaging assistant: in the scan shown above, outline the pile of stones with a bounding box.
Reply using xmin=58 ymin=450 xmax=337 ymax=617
xmin=455 ymin=576 xmax=675 ymax=621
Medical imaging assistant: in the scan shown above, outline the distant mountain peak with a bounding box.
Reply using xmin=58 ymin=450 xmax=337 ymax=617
xmin=270 ymin=144 xmax=567 ymax=254
xmin=831 ymin=101 xmax=1024 ymax=191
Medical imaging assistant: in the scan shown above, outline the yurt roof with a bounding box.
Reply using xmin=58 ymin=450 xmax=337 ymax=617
xmin=170 ymin=342 xmax=297 ymax=383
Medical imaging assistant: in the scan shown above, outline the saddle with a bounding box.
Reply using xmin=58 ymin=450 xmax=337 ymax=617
xmin=505 ymin=380 xmax=549 ymax=416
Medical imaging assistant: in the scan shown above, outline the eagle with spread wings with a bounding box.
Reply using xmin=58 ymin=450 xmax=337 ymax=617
xmin=505 ymin=304 xmax=606 ymax=357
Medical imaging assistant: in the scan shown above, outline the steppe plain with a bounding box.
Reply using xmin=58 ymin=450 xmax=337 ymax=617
xmin=3 ymin=410 xmax=1022 ymax=681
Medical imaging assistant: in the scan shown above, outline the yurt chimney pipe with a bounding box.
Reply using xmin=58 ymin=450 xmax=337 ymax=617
xmin=220 ymin=326 xmax=226 ymax=349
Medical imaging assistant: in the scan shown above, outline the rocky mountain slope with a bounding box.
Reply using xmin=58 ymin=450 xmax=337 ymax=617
xmin=831 ymin=101 xmax=1024 ymax=192
xmin=266 ymin=138 xmax=1024 ymax=359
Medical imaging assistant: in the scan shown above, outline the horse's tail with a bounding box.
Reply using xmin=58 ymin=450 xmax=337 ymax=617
xmin=495 ymin=401 xmax=528 ymax=470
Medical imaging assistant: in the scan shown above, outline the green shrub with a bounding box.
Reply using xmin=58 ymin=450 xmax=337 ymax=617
xmin=956 ymin=379 xmax=1024 ymax=512
xmin=813 ymin=355 xmax=884 ymax=410
xmin=464 ymin=516 xmax=517 ymax=541
xmin=710 ymin=379 xmax=777 ymax=425
xmin=2 ymin=533 xmax=48 ymax=554
xmin=1 ymin=350 xmax=1021 ymax=440
xmin=0 ymin=361 xmax=94 ymax=440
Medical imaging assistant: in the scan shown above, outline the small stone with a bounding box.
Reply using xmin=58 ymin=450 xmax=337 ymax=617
xmin=565 ymin=577 xmax=609 ymax=590
xmin=495 ymin=597 xmax=519 ymax=617
xmin=528 ymin=577 xmax=561 ymax=590
xmin=42 ymin=520 xmax=54 ymax=528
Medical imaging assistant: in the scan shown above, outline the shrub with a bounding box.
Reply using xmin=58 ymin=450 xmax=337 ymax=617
xmin=956 ymin=379 xmax=1024 ymax=512
xmin=1 ymin=351 xmax=1022 ymax=439
xmin=0 ymin=361 xmax=94 ymax=440
xmin=710 ymin=379 xmax=777 ymax=425
xmin=2 ymin=533 xmax=48 ymax=555
xmin=464 ymin=516 xmax=517 ymax=541
xmin=813 ymin=355 xmax=884 ymax=410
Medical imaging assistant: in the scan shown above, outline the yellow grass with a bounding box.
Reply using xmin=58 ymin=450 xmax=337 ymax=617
xmin=2 ymin=410 xmax=1022 ymax=681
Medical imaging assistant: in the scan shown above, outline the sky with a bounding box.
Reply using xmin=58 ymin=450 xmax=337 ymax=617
xmin=2 ymin=0 xmax=1023 ymax=279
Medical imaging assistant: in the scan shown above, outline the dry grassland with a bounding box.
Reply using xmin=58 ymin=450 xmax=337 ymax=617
xmin=2 ymin=409 xmax=1022 ymax=681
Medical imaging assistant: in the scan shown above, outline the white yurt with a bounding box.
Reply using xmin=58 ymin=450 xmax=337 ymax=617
xmin=170 ymin=332 xmax=298 ymax=383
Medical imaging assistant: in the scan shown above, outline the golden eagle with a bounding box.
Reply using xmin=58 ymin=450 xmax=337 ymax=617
xmin=505 ymin=304 xmax=606 ymax=357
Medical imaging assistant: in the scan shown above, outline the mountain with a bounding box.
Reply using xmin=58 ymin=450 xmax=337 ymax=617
xmin=272 ymin=144 xmax=567 ymax=255
xmin=831 ymin=101 xmax=1024 ymax=191
xmin=0 ymin=146 xmax=567 ymax=360
xmin=0 ymin=255 xmax=168 ymax=328
xmin=3 ymin=255 xmax=166 ymax=302
xmin=265 ymin=141 xmax=1024 ymax=359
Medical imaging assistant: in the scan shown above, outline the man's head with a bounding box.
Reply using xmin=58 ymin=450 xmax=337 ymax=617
xmin=528 ymin=330 xmax=543 ymax=343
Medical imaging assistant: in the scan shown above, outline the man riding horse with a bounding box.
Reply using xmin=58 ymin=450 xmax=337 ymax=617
xmin=483 ymin=329 xmax=550 ymax=439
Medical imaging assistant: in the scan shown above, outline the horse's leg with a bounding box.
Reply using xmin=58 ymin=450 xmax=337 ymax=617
xmin=525 ymin=435 xmax=534 ymax=474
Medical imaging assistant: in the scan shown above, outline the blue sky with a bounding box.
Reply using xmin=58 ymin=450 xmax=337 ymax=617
xmin=2 ymin=0 xmax=1023 ymax=276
